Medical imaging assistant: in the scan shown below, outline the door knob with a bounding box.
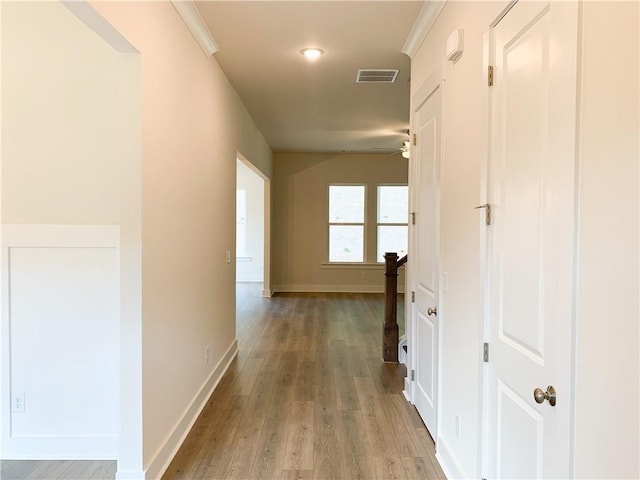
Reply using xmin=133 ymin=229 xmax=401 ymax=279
xmin=427 ymin=307 xmax=437 ymax=316
xmin=533 ymin=385 xmax=556 ymax=406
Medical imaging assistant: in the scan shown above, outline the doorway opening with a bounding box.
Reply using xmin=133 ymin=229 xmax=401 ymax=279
xmin=235 ymin=155 xmax=271 ymax=300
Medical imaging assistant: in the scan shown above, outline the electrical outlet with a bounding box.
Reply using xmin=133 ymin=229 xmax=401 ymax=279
xmin=455 ymin=414 xmax=461 ymax=438
xmin=12 ymin=393 xmax=25 ymax=413
xmin=225 ymin=250 xmax=231 ymax=264
xmin=205 ymin=346 xmax=210 ymax=364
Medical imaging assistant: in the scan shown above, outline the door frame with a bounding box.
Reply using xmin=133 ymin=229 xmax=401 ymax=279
xmin=236 ymin=152 xmax=271 ymax=297
xmin=406 ymin=65 xmax=445 ymax=441
xmin=480 ymin=3 xmax=516 ymax=475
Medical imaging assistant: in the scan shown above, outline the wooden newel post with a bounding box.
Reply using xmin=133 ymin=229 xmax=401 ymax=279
xmin=383 ymin=252 xmax=399 ymax=363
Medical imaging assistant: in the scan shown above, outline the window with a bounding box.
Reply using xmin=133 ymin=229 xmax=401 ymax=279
xmin=328 ymin=185 xmax=365 ymax=262
xmin=377 ymin=185 xmax=408 ymax=262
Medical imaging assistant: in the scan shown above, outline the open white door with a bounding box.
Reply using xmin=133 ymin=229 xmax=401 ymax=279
xmin=410 ymin=80 xmax=442 ymax=440
xmin=485 ymin=1 xmax=578 ymax=477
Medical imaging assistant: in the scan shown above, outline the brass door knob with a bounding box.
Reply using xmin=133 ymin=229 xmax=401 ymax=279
xmin=533 ymin=385 xmax=556 ymax=406
xmin=427 ymin=307 xmax=437 ymax=316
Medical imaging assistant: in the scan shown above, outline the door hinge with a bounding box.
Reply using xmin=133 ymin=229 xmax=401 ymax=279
xmin=413 ymin=133 xmax=417 ymax=146
xmin=475 ymin=203 xmax=492 ymax=226
xmin=488 ymin=65 xmax=494 ymax=86
xmin=483 ymin=343 xmax=489 ymax=362
xmin=411 ymin=369 xmax=415 ymax=381
xmin=410 ymin=212 xmax=416 ymax=225
xmin=411 ymin=291 xmax=415 ymax=303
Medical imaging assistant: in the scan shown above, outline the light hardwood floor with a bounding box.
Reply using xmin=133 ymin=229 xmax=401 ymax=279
xmin=163 ymin=284 xmax=443 ymax=480
xmin=2 ymin=284 xmax=442 ymax=480
xmin=0 ymin=460 xmax=116 ymax=480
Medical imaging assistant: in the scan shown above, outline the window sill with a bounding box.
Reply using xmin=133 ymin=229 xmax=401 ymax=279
xmin=321 ymin=262 xmax=384 ymax=270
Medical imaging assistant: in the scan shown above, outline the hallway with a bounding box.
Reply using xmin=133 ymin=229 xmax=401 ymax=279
xmin=163 ymin=284 xmax=444 ymax=479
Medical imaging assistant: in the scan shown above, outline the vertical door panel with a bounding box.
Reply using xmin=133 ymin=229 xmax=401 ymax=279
xmin=412 ymin=84 xmax=441 ymax=439
xmin=486 ymin=1 xmax=578 ymax=478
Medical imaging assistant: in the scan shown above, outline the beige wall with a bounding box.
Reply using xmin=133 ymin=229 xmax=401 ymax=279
xmin=411 ymin=1 xmax=639 ymax=478
xmin=1 ymin=2 xmax=123 ymax=224
xmin=88 ymin=2 xmax=272 ymax=476
xmin=272 ymin=152 xmax=407 ymax=292
xmin=573 ymin=2 xmax=639 ymax=477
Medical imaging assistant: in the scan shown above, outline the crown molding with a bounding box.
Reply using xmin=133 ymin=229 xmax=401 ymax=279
xmin=401 ymin=1 xmax=447 ymax=59
xmin=171 ymin=1 xmax=219 ymax=57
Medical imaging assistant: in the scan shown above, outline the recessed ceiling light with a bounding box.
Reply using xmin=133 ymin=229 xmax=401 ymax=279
xmin=301 ymin=48 xmax=324 ymax=60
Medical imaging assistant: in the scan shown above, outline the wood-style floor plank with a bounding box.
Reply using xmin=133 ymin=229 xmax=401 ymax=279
xmin=159 ymin=283 xmax=444 ymax=480
xmin=169 ymin=283 xmax=445 ymax=480
xmin=0 ymin=461 xmax=116 ymax=480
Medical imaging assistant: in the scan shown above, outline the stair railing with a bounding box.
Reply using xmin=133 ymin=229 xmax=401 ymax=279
xmin=383 ymin=252 xmax=407 ymax=363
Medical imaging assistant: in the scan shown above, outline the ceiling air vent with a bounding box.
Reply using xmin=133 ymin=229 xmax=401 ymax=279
xmin=356 ymin=69 xmax=399 ymax=84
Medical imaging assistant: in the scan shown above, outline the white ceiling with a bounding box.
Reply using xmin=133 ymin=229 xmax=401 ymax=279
xmin=195 ymin=1 xmax=423 ymax=153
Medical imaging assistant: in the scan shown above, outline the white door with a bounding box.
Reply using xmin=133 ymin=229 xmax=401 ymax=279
xmin=410 ymin=82 xmax=441 ymax=439
xmin=485 ymin=1 xmax=578 ymax=478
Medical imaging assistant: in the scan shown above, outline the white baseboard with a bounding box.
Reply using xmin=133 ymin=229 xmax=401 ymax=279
xmin=398 ymin=334 xmax=407 ymax=366
xmin=261 ymin=289 xmax=272 ymax=297
xmin=436 ymin=434 xmax=467 ymax=479
xmin=273 ymin=284 xmax=405 ymax=294
xmin=115 ymin=470 xmax=145 ymax=480
xmin=1 ymin=436 xmax=117 ymax=460
xmin=403 ymin=381 xmax=412 ymax=402
xmin=141 ymin=339 xmax=238 ymax=480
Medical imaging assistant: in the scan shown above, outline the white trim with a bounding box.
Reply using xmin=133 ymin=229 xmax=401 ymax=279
xmin=402 ymin=1 xmax=447 ymax=59
xmin=436 ymin=435 xmax=467 ymax=480
xmin=115 ymin=471 xmax=145 ymax=480
xmin=236 ymin=153 xmax=272 ymax=301
xmin=402 ymin=379 xmax=412 ymax=402
xmin=2 ymin=224 xmax=120 ymax=247
xmin=171 ymin=1 xmax=219 ymax=57
xmin=61 ymin=1 xmax=138 ymax=53
xmin=436 ymin=437 xmax=469 ymax=479
xmin=398 ymin=334 xmax=408 ymax=365
xmin=321 ymin=262 xmax=386 ymax=270
xmin=143 ymin=339 xmax=238 ymax=480
xmin=273 ymin=284 xmax=405 ymax=294
xmin=413 ymin=67 xmax=444 ymax=110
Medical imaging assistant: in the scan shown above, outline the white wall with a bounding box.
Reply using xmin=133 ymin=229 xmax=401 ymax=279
xmin=410 ymin=1 xmax=639 ymax=478
xmin=89 ymin=3 xmax=273 ymax=478
xmin=573 ymin=2 xmax=639 ymax=477
xmin=236 ymin=159 xmax=265 ymax=283
xmin=1 ymin=1 xmax=139 ymax=460
xmin=2 ymin=226 xmax=120 ymax=459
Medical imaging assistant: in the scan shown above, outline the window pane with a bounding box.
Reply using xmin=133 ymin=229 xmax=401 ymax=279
xmin=377 ymin=225 xmax=408 ymax=262
xmin=329 ymin=185 xmax=365 ymax=223
xmin=329 ymin=225 xmax=364 ymax=262
xmin=378 ymin=186 xmax=408 ymax=223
